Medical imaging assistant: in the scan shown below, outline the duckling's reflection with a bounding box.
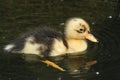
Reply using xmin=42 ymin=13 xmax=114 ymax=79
xmin=64 ymin=55 xmax=97 ymax=75
xmin=22 ymin=52 xmax=97 ymax=79
xmin=52 ymin=52 xmax=97 ymax=78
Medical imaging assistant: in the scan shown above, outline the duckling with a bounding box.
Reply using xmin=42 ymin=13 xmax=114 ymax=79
xmin=4 ymin=18 xmax=98 ymax=57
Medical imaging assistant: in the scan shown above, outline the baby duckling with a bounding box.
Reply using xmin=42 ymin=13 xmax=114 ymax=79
xmin=4 ymin=18 xmax=98 ymax=57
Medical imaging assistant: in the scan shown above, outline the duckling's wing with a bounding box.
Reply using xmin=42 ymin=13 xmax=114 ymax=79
xmin=27 ymin=29 xmax=65 ymax=56
xmin=30 ymin=28 xmax=68 ymax=56
xmin=4 ymin=28 xmax=67 ymax=57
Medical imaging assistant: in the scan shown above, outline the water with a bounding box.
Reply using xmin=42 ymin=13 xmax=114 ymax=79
xmin=0 ymin=0 xmax=120 ymax=80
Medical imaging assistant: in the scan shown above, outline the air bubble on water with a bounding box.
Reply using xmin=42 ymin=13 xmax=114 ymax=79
xmin=60 ymin=23 xmax=65 ymax=25
xmin=73 ymin=69 xmax=79 ymax=72
xmin=92 ymin=22 xmax=95 ymax=25
xmin=96 ymin=72 xmax=100 ymax=75
xmin=58 ymin=77 xmax=62 ymax=80
xmin=108 ymin=16 xmax=112 ymax=19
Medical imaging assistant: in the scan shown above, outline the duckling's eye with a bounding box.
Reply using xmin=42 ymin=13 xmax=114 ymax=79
xmin=79 ymin=28 xmax=85 ymax=33
xmin=80 ymin=29 xmax=84 ymax=31
xmin=76 ymin=28 xmax=85 ymax=33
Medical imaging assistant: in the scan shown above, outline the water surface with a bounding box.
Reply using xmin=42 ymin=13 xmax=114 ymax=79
xmin=0 ymin=0 xmax=120 ymax=80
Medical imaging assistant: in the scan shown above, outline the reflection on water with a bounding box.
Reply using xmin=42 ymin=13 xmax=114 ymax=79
xmin=63 ymin=55 xmax=97 ymax=76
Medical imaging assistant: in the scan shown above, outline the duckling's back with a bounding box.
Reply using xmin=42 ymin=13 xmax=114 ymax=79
xmin=4 ymin=28 xmax=68 ymax=57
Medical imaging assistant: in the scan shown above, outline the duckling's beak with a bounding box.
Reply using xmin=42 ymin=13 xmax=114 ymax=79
xmin=85 ymin=33 xmax=98 ymax=42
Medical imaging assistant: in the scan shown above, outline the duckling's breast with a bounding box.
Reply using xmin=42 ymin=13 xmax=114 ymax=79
xmin=66 ymin=39 xmax=87 ymax=54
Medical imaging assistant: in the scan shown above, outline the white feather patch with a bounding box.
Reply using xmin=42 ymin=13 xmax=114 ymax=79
xmin=21 ymin=37 xmax=47 ymax=56
xmin=4 ymin=44 xmax=15 ymax=52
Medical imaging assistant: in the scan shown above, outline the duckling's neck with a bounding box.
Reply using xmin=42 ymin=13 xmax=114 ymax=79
xmin=66 ymin=38 xmax=88 ymax=54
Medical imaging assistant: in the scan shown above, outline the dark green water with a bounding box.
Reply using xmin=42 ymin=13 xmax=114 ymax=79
xmin=0 ymin=0 xmax=120 ymax=80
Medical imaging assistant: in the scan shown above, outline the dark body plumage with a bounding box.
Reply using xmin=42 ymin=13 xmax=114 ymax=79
xmin=5 ymin=28 xmax=68 ymax=57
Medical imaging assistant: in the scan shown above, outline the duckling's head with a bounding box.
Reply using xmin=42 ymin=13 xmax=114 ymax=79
xmin=65 ymin=18 xmax=98 ymax=42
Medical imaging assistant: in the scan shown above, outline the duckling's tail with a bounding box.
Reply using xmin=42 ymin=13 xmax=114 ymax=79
xmin=4 ymin=44 xmax=16 ymax=53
